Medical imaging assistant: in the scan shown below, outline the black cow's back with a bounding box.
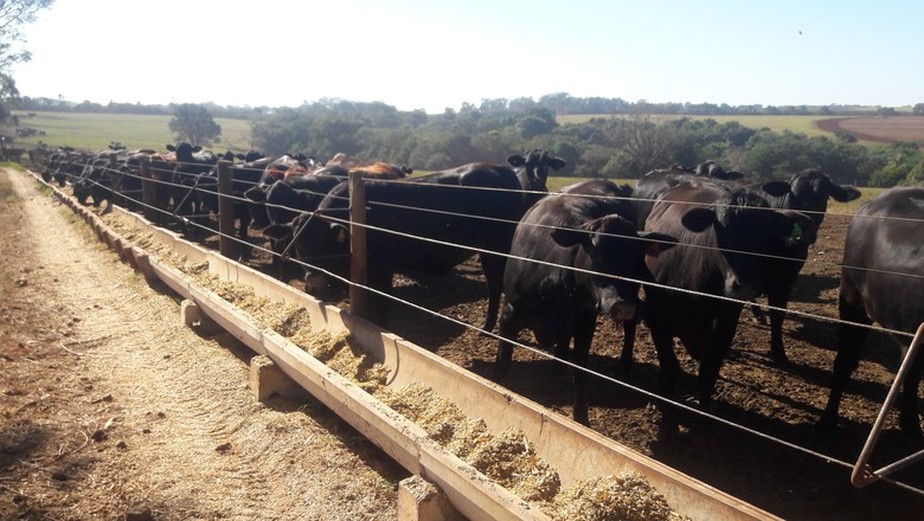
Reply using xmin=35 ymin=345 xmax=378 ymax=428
xmin=840 ymin=186 xmax=924 ymax=334
xmin=821 ymin=186 xmax=924 ymax=441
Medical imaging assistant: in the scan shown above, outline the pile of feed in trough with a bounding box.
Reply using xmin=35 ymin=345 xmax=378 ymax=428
xmin=546 ymin=473 xmax=688 ymax=521
xmin=98 ymin=210 xmax=390 ymax=391
xmin=378 ymin=382 xmax=561 ymax=502
xmin=96 ymin=207 xmax=685 ymax=520
xmin=376 ymin=383 xmax=686 ymax=520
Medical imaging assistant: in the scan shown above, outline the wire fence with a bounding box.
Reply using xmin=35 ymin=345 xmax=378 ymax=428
xmin=30 ymin=153 xmax=924 ymax=496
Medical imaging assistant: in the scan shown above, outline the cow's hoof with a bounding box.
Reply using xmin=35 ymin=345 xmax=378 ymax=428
xmin=769 ymin=349 xmax=790 ymax=366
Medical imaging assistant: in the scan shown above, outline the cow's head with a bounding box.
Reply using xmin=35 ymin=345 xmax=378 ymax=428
xmin=166 ymin=142 xmax=201 ymax=162
xmin=679 ymin=188 xmax=773 ymax=299
xmin=507 ymin=149 xmax=567 ymax=193
xmin=552 ymin=214 xmax=677 ymax=321
xmin=787 ymin=169 xmax=861 ymax=228
xmin=263 ymin=197 xmax=351 ymax=299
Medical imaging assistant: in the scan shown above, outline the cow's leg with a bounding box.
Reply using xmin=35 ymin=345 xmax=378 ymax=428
xmin=617 ymin=315 xmax=637 ymax=371
xmin=766 ymin=288 xmax=792 ymax=364
xmin=699 ymin=304 xmax=741 ymax=409
xmin=818 ymin=296 xmax=871 ymax=440
xmin=495 ymin=303 xmax=519 ymax=375
xmin=749 ymin=299 xmax=767 ymax=325
xmin=478 ymin=253 xmax=506 ymax=333
xmin=649 ymin=320 xmax=681 ymax=439
xmin=570 ymin=312 xmax=596 ymax=426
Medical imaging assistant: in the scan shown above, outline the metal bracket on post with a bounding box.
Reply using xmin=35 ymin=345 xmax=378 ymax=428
xmin=851 ymin=321 xmax=924 ymax=487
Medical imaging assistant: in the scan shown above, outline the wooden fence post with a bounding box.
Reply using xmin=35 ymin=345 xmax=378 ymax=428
xmin=217 ymin=160 xmax=240 ymax=259
xmin=140 ymin=158 xmax=158 ymax=223
xmin=350 ymin=172 xmax=369 ymax=319
xmin=108 ymin=153 xmax=122 ymax=208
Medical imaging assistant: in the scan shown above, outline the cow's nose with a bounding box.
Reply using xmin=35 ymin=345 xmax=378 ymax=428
xmin=725 ymin=275 xmax=760 ymax=300
xmin=304 ymin=272 xmax=329 ymax=295
xmin=597 ymin=290 xmax=637 ymax=321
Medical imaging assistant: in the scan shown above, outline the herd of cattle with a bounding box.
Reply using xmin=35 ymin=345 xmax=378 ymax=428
xmin=28 ymin=143 xmax=924 ymax=443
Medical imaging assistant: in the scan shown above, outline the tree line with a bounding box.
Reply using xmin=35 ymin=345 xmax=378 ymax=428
xmin=19 ymin=95 xmax=924 ymax=188
xmin=241 ymin=99 xmax=924 ymax=187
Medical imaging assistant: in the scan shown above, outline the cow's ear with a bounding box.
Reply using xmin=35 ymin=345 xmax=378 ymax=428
xmin=639 ymin=231 xmax=678 ymax=257
xmin=244 ymin=187 xmax=265 ymax=202
xmin=831 ymin=184 xmax=861 ymax=202
xmin=166 ymin=144 xmax=177 ymax=152
xmin=761 ymin=180 xmax=791 ymax=198
xmin=550 ymin=225 xmax=591 ymax=248
xmin=506 ymin=154 xmax=526 ymax=168
xmin=262 ymin=223 xmax=292 ymax=240
xmin=680 ymin=207 xmax=716 ymax=232
xmin=549 ymin=157 xmax=567 ymax=171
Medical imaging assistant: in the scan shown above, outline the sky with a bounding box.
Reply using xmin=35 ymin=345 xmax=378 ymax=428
xmin=10 ymin=0 xmax=924 ymax=113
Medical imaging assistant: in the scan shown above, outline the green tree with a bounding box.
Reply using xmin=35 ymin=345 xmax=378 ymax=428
xmin=913 ymin=103 xmax=924 ymax=115
xmin=0 ymin=0 xmax=55 ymax=124
xmin=516 ymin=107 xmax=557 ymax=139
xmin=168 ymin=103 xmax=221 ymax=146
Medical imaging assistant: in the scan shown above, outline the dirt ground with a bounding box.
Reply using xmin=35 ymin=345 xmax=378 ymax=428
xmin=0 ymin=168 xmax=405 ymax=520
xmin=2 ymin=165 xmax=923 ymax=520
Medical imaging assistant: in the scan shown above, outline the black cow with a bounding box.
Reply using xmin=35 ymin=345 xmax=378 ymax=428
xmin=693 ymin=160 xmax=744 ymax=180
xmin=163 ymin=142 xmax=220 ymax=225
xmin=819 ymin=187 xmax=924 ymax=443
xmin=755 ymin=169 xmax=861 ymax=230
xmin=263 ymin=161 xmax=542 ymax=331
xmin=106 ymin=149 xmax=172 ymax=213
xmin=245 ymin=163 xmax=400 ymax=232
xmin=44 ymin=148 xmax=86 ymax=187
xmin=256 ymin=166 xmax=349 ymax=230
xmin=72 ymin=153 xmax=114 ymax=208
xmin=248 ymin=166 xmax=350 ymax=275
xmin=506 ymin=149 xmax=567 ymax=206
xmin=497 ymin=180 xmax=676 ymax=425
xmin=749 ymin=169 xmax=861 ymax=362
xmin=752 ymin=208 xmax=818 ymax=363
xmin=642 ymin=180 xmax=815 ymax=436
xmin=72 ymin=144 xmax=139 ymax=208
xmin=632 ymin=162 xmax=745 ymax=229
xmin=193 ymin=155 xmax=280 ymax=242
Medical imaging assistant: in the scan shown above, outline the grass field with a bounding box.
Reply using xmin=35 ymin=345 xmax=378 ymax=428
xmin=11 ymin=111 xmax=254 ymax=151
xmin=10 ymin=110 xmax=905 ymax=155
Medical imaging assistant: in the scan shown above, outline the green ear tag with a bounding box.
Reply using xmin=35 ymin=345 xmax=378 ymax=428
xmin=791 ymin=222 xmax=803 ymax=240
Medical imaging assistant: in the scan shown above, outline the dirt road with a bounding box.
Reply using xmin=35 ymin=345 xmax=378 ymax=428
xmin=0 ymin=167 xmax=403 ymax=520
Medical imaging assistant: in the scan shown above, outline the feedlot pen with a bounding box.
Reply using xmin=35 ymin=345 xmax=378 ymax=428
xmin=31 ymin=168 xmax=924 ymax=520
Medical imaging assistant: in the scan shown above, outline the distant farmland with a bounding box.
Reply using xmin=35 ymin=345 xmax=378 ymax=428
xmin=556 ymin=114 xmax=837 ymax=137
xmin=558 ymin=113 xmax=924 ymax=146
xmin=10 ymin=111 xmax=254 ymax=151
xmin=816 ymin=116 xmax=924 ymax=145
